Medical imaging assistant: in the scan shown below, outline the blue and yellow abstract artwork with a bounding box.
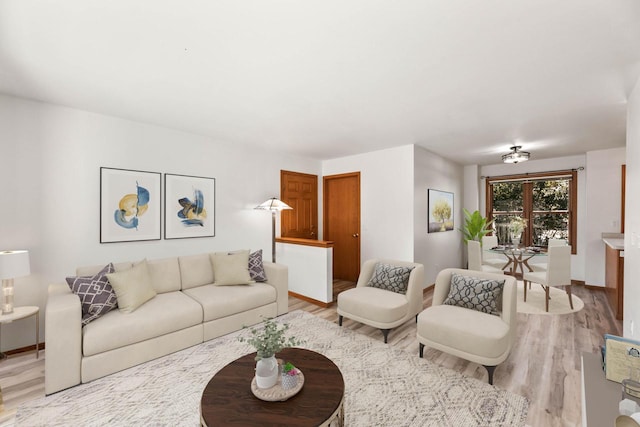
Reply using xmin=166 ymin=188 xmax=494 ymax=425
xmin=100 ymin=167 xmax=161 ymax=243
xmin=165 ymin=174 xmax=215 ymax=239
xmin=177 ymin=189 xmax=207 ymax=227
xmin=114 ymin=182 xmax=150 ymax=229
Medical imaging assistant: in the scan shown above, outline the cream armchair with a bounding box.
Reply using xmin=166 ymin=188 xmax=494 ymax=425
xmin=337 ymin=259 xmax=425 ymax=343
xmin=417 ymin=268 xmax=517 ymax=384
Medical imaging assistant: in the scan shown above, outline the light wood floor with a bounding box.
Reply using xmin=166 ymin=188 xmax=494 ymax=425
xmin=0 ymin=284 xmax=621 ymax=426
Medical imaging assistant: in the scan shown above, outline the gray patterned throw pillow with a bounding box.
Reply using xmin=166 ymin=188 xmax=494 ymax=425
xmin=443 ymin=272 xmax=505 ymax=315
xmin=66 ymin=263 xmax=118 ymax=325
xmin=248 ymin=250 xmax=267 ymax=282
xmin=366 ymin=263 xmax=414 ymax=295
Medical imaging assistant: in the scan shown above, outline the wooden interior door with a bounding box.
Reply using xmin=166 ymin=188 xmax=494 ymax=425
xmin=323 ymin=172 xmax=361 ymax=281
xmin=280 ymin=170 xmax=318 ymax=239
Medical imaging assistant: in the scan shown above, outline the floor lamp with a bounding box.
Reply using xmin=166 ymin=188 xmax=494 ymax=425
xmin=255 ymin=198 xmax=292 ymax=263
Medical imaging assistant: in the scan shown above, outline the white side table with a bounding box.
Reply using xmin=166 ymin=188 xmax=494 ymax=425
xmin=0 ymin=306 xmax=39 ymax=360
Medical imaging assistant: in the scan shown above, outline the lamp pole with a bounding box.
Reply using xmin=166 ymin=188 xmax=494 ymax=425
xmin=255 ymin=198 xmax=293 ymax=264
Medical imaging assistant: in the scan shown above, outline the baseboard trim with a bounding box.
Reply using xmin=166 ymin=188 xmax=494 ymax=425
xmin=288 ymin=291 xmax=331 ymax=308
xmin=583 ymin=283 xmax=605 ymax=291
xmin=572 ymin=279 xmax=586 ymax=286
xmin=423 ymin=284 xmax=435 ymax=294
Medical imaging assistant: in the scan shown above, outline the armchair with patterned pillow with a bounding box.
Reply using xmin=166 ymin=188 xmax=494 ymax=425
xmin=337 ymin=259 xmax=425 ymax=343
xmin=416 ymin=268 xmax=517 ymax=385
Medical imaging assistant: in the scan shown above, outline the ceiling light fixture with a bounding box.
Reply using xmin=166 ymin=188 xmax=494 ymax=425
xmin=502 ymin=145 xmax=530 ymax=164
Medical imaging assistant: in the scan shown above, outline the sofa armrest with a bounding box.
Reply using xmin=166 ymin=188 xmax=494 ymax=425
xmin=45 ymin=283 xmax=82 ymax=394
xmin=263 ymin=262 xmax=288 ymax=316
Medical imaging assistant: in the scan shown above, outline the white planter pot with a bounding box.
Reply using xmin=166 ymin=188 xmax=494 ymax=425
xmin=255 ymin=355 xmax=278 ymax=389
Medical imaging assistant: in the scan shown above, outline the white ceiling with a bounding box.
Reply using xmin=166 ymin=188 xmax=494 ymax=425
xmin=1 ymin=1 xmax=639 ymax=165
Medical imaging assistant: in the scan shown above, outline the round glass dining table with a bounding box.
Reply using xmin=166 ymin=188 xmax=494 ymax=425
xmin=487 ymin=246 xmax=547 ymax=277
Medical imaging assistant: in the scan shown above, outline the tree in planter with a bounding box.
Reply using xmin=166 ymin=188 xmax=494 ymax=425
xmin=460 ymin=209 xmax=493 ymax=245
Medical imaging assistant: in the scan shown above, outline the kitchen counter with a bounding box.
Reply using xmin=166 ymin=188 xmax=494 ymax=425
xmin=603 ymin=238 xmax=624 ymax=251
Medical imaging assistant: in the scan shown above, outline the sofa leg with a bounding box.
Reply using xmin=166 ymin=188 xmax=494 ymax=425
xmin=419 ymin=343 xmax=425 ymax=358
xmin=381 ymin=329 xmax=390 ymax=343
xmin=484 ymin=365 xmax=497 ymax=385
xmin=338 ymin=315 xmax=343 ymax=326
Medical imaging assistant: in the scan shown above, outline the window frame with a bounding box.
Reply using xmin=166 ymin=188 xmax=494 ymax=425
xmin=485 ymin=170 xmax=577 ymax=254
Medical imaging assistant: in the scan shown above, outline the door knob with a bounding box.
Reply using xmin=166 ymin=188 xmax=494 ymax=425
xmin=352 ymin=233 xmax=359 ymax=238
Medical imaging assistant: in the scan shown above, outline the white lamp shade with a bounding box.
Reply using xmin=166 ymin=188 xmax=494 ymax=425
xmin=0 ymin=250 xmax=31 ymax=279
xmin=255 ymin=198 xmax=293 ymax=211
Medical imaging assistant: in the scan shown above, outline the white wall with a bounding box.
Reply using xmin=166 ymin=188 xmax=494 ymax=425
xmin=414 ymin=146 xmax=465 ymax=285
xmin=0 ymin=94 xmax=321 ymax=351
xmin=624 ymin=78 xmax=640 ymax=338
xmin=584 ymin=148 xmax=626 ymax=287
xmin=463 ymin=164 xmax=480 ymax=212
xmin=322 ymin=144 xmax=465 ymax=287
xmin=322 ymin=145 xmax=415 ymax=264
xmin=479 ymin=155 xmax=587 ymax=281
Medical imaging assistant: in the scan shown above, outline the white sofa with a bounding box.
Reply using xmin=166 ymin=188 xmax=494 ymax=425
xmin=45 ymin=253 xmax=288 ymax=395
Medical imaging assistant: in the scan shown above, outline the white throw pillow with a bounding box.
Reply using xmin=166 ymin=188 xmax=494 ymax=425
xmin=106 ymin=259 xmax=157 ymax=313
xmin=210 ymin=250 xmax=254 ymax=286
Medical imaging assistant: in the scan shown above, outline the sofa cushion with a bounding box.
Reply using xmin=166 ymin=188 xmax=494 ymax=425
xmin=183 ymin=283 xmax=276 ymax=322
xmin=143 ymin=257 xmax=181 ymax=294
xmin=366 ymin=263 xmax=414 ymax=295
xmin=82 ymin=291 xmax=203 ymax=356
xmin=249 ymin=250 xmax=267 ymax=282
xmin=107 ymin=260 xmax=157 ymax=313
xmin=418 ymin=304 xmax=510 ymax=359
xmin=443 ymin=272 xmax=504 ymax=315
xmin=210 ymin=250 xmax=253 ymax=286
xmin=66 ymin=263 xmax=118 ymax=326
xmin=337 ymin=286 xmax=408 ymax=323
xmin=179 ymin=254 xmax=214 ymax=290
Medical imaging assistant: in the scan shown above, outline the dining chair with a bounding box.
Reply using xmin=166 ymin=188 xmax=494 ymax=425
xmin=468 ymin=240 xmax=504 ymax=274
xmin=522 ymin=245 xmax=572 ymax=312
xmin=482 ymin=235 xmax=508 ymax=270
xmin=527 ymin=238 xmax=567 ymax=273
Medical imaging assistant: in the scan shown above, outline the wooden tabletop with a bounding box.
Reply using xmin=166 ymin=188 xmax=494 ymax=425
xmin=201 ymin=347 xmax=344 ymax=426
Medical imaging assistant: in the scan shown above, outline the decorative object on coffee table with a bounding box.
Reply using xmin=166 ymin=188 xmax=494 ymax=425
xmin=202 ymin=348 xmax=343 ymax=426
xmin=281 ymin=361 xmax=300 ymax=390
xmin=251 ymin=368 xmax=305 ymax=402
xmin=237 ymin=317 xmax=303 ymax=389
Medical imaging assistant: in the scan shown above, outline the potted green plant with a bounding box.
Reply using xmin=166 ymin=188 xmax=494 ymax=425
xmin=460 ymin=209 xmax=493 ymax=244
xmin=281 ymin=361 xmax=300 ymax=390
xmin=238 ymin=318 xmax=303 ymax=389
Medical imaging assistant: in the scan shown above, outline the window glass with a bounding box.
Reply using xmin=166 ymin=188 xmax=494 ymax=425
xmin=487 ymin=171 xmax=576 ymax=252
xmin=492 ymin=182 xmax=523 ymax=212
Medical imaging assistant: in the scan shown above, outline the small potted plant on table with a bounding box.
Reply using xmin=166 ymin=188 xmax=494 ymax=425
xmin=238 ymin=318 xmax=302 ymax=389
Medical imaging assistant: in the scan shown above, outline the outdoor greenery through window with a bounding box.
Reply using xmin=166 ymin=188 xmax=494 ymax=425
xmin=486 ymin=170 xmax=577 ymax=254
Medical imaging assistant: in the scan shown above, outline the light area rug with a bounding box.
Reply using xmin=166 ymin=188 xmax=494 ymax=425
xmin=516 ymin=281 xmax=584 ymax=315
xmin=17 ymin=311 xmax=528 ymax=426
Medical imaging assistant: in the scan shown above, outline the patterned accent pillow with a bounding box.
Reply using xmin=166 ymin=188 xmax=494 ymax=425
xmin=366 ymin=263 xmax=414 ymax=295
xmin=66 ymin=263 xmax=118 ymax=326
xmin=443 ymin=272 xmax=505 ymax=315
xmin=249 ymin=250 xmax=267 ymax=282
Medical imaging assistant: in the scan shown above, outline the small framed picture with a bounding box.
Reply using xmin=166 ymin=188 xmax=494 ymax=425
xmin=164 ymin=174 xmax=216 ymax=239
xmin=100 ymin=167 xmax=161 ymax=243
xmin=428 ymin=189 xmax=454 ymax=233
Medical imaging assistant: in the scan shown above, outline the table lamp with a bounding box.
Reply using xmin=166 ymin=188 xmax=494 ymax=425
xmin=255 ymin=198 xmax=292 ymax=263
xmin=0 ymin=250 xmax=31 ymax=315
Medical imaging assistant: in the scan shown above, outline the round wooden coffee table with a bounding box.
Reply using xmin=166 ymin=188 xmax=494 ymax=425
xmin=201 ymin=347 xmax=344 ymax=426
